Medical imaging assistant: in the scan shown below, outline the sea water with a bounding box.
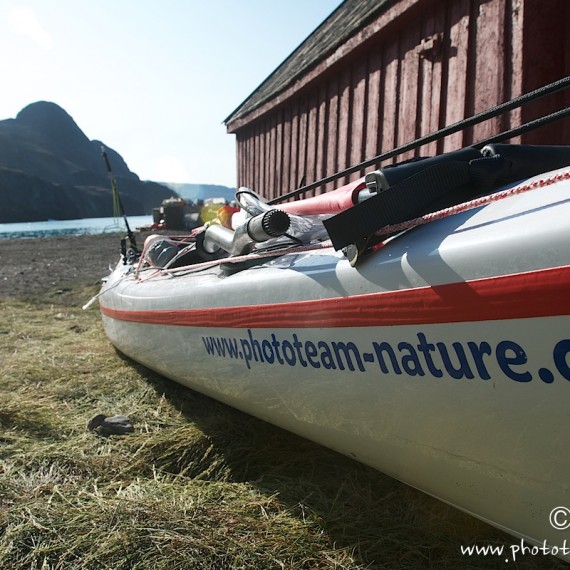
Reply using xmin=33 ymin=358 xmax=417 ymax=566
xmin=0 ymin=215 xmax=153 ymax=240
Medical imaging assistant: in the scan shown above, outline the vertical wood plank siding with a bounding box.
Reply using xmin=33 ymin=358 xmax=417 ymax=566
xmin=234 ymin=0 xmax=569 ymax=200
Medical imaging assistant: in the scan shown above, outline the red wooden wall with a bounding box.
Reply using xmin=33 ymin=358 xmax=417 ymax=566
xmin=228 ymin=0 xmax=570 ymax=201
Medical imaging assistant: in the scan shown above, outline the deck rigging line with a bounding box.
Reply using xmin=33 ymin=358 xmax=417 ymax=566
xmin=269 ymin=75 xmax=570 ymax=204
xmin=83 ymin=165 xmax=570 ymax=309
xmin=129 ymin=167 xmax=570 ymax=279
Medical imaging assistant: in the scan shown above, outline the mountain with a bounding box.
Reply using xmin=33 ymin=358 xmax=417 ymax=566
xmin=0 ymin=101 xmax=177 ymax=223
xmin=162 ymin=182 xmax=236 ymax=203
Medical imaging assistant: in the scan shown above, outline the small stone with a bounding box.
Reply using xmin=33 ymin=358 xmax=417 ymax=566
xmin=88 ymin=414 xmax=134 ymax=436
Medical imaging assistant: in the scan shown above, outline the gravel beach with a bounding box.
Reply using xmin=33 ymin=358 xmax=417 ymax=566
xmin=0 ymin=233 xmax=128 ymax=298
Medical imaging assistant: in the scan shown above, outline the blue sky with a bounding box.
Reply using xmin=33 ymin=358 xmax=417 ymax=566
xmin=0 ymin=1 xmax=341 ymax=187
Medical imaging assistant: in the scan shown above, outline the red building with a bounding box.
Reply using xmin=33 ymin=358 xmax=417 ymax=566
xmin=224 ymin=0 xmax=570 ymax=201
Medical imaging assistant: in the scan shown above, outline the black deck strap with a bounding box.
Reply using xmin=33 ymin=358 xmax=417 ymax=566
xmin=324 ymin=148 xmax=487 ymax=251
xmin=324 ymin=161 xmax=474 ymax=250
xmin=324 ymin=143 xmax=570 ymax=252
xmin=482 ymin=144 xmax=570 ymax=182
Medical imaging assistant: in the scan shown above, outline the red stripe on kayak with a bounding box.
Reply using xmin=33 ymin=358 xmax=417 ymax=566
xmin=99 ymin=265 xmax=570 ymax=328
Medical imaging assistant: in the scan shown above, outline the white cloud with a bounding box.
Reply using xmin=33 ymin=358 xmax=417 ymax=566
xmin=9 ymin=6 xmax=53 ymax=50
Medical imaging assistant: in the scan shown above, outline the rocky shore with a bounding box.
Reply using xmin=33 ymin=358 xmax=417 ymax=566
xmin=0 ymin=233 xmax=127 ymax=298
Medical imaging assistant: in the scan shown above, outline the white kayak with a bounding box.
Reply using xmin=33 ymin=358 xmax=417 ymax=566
xmin=98 ymin=146 xmax=570 ymax=559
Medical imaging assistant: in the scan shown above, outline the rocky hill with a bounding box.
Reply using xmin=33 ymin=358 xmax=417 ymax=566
xmin=0 ymin=102 xmax=177 ymax=223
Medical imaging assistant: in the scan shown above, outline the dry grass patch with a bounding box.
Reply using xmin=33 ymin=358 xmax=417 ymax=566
xmin=0 ymin=287 xmax=566 ymax=569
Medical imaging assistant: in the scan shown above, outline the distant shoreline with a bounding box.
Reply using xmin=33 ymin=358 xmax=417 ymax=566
xmin=0 ymin=215 xmax=153 ymax=241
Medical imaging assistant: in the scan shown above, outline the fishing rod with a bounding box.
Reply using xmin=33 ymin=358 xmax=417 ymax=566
xmin=269 ymin=75 xmax=570 ymax=204
xmin=101 ymin=146 xmax=139 ymax=259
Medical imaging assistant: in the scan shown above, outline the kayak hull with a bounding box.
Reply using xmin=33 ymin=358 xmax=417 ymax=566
xmin=100 ymin=168 xmax=570 ymax=556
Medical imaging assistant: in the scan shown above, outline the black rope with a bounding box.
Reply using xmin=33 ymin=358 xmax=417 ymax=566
xmin=474 ymin=106 xmax=570 ymax=148
xmin=269 ymin=75 xmax=570 ymax=204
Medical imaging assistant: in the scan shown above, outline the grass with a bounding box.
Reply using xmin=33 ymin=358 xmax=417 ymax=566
xmin=0 ymin=283 xmax=567 ymax=569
